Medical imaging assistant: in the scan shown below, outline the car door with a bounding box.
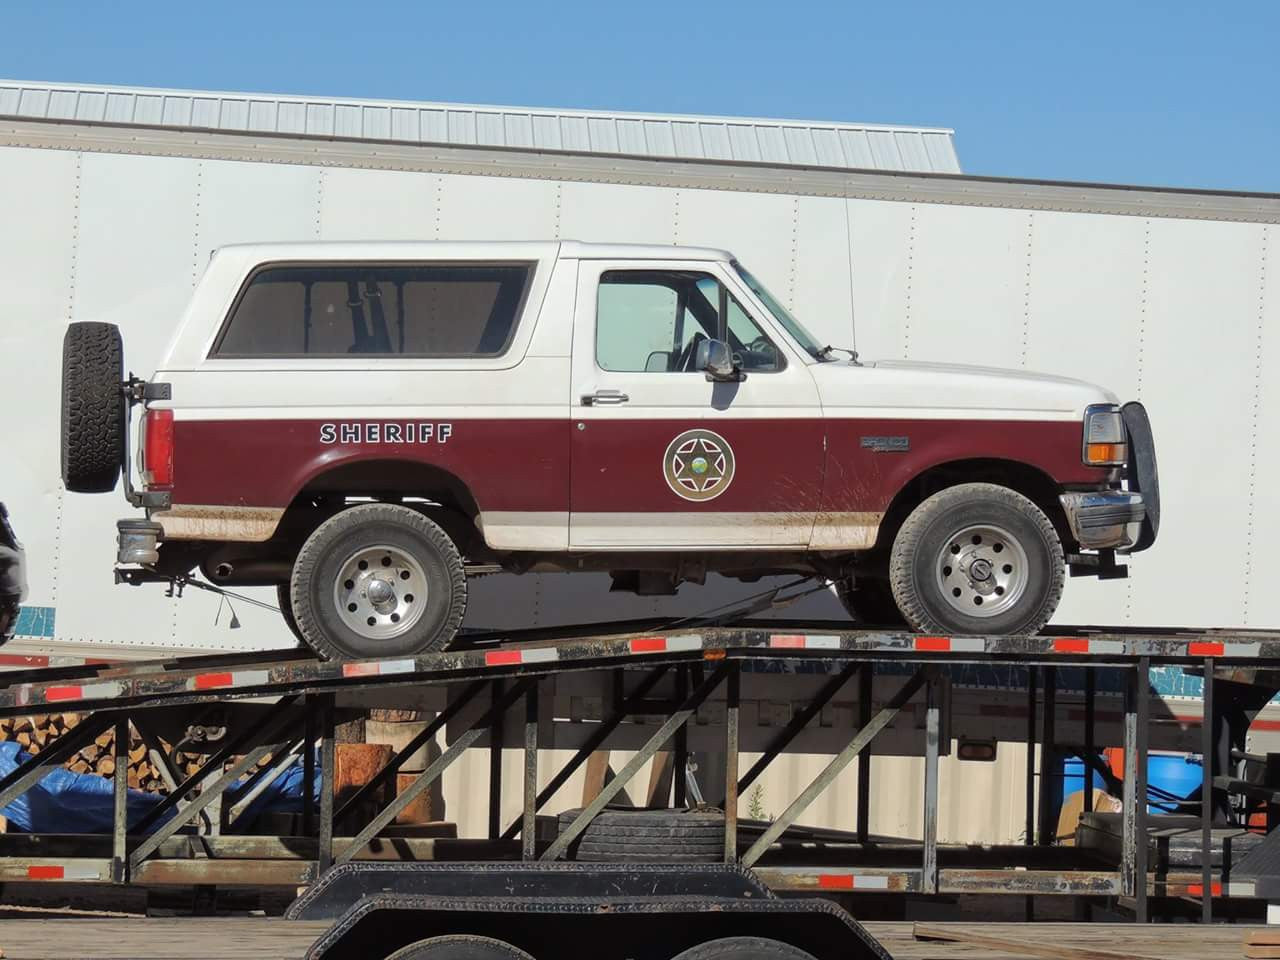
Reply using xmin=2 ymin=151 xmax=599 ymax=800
xmin=569 ymin=259 xmax=825 ymax=549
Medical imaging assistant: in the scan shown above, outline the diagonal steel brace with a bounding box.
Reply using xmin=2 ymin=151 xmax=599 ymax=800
xmin=541 ymin=663 xmax=728 ymax=862
xmin=740 ymin=667 xmax=928 ymax=868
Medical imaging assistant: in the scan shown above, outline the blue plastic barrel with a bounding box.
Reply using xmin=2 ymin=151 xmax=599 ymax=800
xmin=1061 ymin=753 xmax=1203 ymax=814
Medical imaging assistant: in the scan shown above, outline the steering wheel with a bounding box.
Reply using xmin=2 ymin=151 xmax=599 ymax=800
xmin=675 ymin=332 xmax=708 ymax=372
xmin=744 ymin=336 xmax=777 ymax=369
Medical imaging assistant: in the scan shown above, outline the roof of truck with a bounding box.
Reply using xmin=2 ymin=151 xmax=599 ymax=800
xmin=0 ymin=79 xmax=962 ymax=175
xmin=211 ymin=239 xmax=734 ymax=262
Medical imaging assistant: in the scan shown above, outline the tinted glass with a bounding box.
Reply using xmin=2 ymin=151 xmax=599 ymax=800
xmin=214 ymin=263 xmax=532 ymax=358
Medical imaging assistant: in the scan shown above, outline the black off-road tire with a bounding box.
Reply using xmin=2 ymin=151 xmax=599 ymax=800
xmin=387 ymin=936 xmax=534 ymax=960
xmin=557 ymin=807 xmax=726 ymax=863
xmin=61 ymin=322 xmax=125 ymax=493
xmin=671 ymin=938 xmax=818 ymax=960
xmin=889 ymin=483 xmax=1064 ymax=636
xmin=290 ymin=503 xmax=467 ymax=661
xmin=833 ymin=576 xmax=905 ymax=627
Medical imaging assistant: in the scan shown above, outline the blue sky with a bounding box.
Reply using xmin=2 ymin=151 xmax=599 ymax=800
xmin=2 ymin=1 xmax=1276 ymax=191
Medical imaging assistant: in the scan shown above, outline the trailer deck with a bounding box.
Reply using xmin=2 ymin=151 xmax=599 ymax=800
xmin=0 ymin=619 xmax=1275 ymax=954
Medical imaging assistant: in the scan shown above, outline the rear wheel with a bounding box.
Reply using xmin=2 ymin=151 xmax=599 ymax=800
xmin=387 ymin=936 xmax=534 ymax=960
xmin=671 ymin=937 xmax=818 ymax=960
xmin=290 ymin=503 xmax=467 ymax=660
xmin=276 ymin=583 xmax=304 ymax=644
xmin=61 ymin=322 xmax=125 ymax=493
xmin=889 ymin=483 xmax=1064 ymax=636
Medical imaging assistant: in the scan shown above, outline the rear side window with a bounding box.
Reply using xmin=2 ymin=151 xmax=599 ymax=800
xmin=212 ymin=262 xmax=533 ymax=358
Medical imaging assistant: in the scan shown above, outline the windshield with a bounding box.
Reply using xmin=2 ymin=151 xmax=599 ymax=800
xmin=732 ymin=261 xmax=829 ymax=361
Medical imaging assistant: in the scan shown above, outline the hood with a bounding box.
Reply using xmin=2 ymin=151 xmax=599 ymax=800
xmin=810 ymin=357 xmax=1118 ymax=419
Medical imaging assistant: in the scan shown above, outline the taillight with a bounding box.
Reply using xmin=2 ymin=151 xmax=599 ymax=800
xmin=142 ymin=409 xmax=174 ymax=488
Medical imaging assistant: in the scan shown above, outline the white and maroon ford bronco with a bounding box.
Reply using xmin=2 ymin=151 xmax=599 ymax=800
xmin=59 ymin=241 xmax=1158 ymax=660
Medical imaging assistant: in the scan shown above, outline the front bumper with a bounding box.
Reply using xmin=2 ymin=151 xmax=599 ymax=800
xmin=1059 ymin=491 xmax=1146 ymax=551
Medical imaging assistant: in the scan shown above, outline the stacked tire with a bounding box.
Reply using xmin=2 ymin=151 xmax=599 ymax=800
xmin=556 ymin=807 xmax=726 ymax=863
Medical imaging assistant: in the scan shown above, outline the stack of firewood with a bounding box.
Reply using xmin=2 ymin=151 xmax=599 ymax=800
xmin=0 ymin=714 xmax=171 ymax=793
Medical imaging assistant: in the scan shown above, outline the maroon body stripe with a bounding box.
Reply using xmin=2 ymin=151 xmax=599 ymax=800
xmin=164 ymin=416 xmax=1106 ymax=522
xmin=170 ymin=418 xmax=569 ymax=512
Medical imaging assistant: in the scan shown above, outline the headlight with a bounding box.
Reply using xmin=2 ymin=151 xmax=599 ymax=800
xmin=1082 ymin=404 xmax=1127 ymax=466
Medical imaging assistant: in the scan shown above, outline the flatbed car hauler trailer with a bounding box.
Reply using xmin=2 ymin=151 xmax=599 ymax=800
xmin=1 ymin=622 xmax=1279 ymax=959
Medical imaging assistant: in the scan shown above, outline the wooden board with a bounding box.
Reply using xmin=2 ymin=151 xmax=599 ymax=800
xmin=0 ymin=918 xmax=1269 ymax=959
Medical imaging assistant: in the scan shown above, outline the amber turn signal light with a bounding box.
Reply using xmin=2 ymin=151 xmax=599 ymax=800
xmin=1085 ymin=442 xmax=1127 ymax=465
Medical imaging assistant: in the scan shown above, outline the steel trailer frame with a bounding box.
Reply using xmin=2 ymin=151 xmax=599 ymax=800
xmin=0 ymin=620 xmax=1275 ymax=954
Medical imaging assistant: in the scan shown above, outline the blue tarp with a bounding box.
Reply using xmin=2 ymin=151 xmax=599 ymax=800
xmin=0 ymin=742 xmax=318 ymax=834
xmin=0 ymin=741 xmax=171 ymax=833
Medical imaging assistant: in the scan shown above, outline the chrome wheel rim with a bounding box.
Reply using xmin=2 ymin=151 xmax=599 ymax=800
xmin=333 ymin=544 xmax=428 ymax=640
xmin=934 ymin=523 xmax=1029 ymax=618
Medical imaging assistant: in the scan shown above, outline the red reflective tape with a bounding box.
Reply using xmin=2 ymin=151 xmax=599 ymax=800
xmin=1187 ymin=882 xmax=1221 ymax=897
xmin=485 ymin=650 xmax=523 ymax=667
xmin=27 ymin=865 xmax=63 ymax=880
xmin=770 ymin=635 xmax=806 ymax=649
xmin=914 ymin=636 xmax=951 ymax=651
xmin=194 ymin=672 xmax=233 ymax=690
xmin=45 ymin=686 xmax=83 ymax=702
xmin=1189 ymin=641 xmax=1224 ymax=657
xmin=0 ymin=654 xmax=49 ymax=667
xmin=631 ymin=637 xmax=667 ymax=653
xmin=341 ymin=663 xmax=380 ymax=677
xmin=1054 ymin=637 xmax=1090 ymax=654
xmin=817 ymin=874 xmax=854 ymax=890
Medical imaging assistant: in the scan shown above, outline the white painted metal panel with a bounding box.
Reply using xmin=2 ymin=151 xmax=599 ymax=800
xmin=1022 ymin=210 xmax=1148 ymax=626
xmin=319 ymin=168 xmax=436 ymax=241
xmin=195 ymin=161 xmax=321 ymax=254
xmin=0 ymin=148 xmax=76 ymax=646
xmin=791 ymin=197 xmax=856 ymax=347
xmin=53 ymin=154 xmax=202 ymax=648
xmin=672 ymin=189 xmax=795 ymax=286
xmin=559 ymin=182 xmax=676 ymax=245
xmin=897 ymin=205 xmax=1028 ymax=367
xmin=435 ymin=174 xmax=559 ymax=241
xmin=844 ymin=199 xmax=916 ymax=360
xmin=1247 ymin=226 xmax=1280 ymax=627
xmin=1128 ymin=219 xmax=1264 ymax=627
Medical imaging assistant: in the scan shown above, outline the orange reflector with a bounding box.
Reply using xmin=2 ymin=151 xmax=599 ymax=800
xmin=1085 ymin=442 xmax=1126 ymax=465
xmin=703 ymin=648 xmax=726 ymax=661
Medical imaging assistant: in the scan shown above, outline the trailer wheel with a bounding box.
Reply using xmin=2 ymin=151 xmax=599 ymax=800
xmin=671 ymin=937 xmax=817 ymax=960
xmin=832 ymin=576 xmax=904 ymax=627
xmin=60 ymin=321 xmax=125 ymax=493
xmin=557 ymin=807 xmax=725 ymax=862
xmin=387 ymin=935 xmax=535 ymax=960
xmin=889 ymin=482 xmax=1064 ymax=636
xmin=290 ymin=503 xmax=467 ymax=660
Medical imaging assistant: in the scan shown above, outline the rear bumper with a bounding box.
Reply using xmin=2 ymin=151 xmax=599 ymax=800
xmin=1059 ymin=491 xmax=1146 ymax=551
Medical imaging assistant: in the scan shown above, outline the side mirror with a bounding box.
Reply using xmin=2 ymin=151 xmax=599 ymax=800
xmin=695 ymin=338 xmax=738 ymax=381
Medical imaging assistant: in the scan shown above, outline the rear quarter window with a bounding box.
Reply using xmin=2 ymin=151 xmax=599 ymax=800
xmin=212 ymin=262 xmax=533 ymax=358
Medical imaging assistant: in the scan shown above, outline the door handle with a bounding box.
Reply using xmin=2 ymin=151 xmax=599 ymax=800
xmin=581 ymin=390 xmax=630 ymax=406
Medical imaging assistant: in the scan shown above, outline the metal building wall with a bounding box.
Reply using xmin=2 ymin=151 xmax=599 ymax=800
xmin=5 ymin=141 xmax=1277 ymax=654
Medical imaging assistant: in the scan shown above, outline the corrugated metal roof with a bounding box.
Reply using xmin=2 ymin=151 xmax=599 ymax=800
xmin=0 ymin=80 xmax=961 ymax=174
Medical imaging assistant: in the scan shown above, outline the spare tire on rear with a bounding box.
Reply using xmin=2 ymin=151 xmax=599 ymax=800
xmin=557 ymin=807 xmax=726 ymax=863
xmin=61 ymin=322 xmax=125 ymax=493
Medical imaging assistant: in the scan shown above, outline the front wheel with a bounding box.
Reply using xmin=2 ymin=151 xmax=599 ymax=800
xmin=290 ymin=503 xmax=467 ymax=660
xmin=888 ymin=483 xmax=1064 ymax=636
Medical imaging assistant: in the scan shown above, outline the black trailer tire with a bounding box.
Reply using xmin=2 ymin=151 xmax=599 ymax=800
xmin=61 ymin=321 xmax=125 ymax=493
xmin=832 ymin=576 xmax=905 ymax=627
xmin=671 ymin=937 xmax=818 ymax=960
xmin=386 ymin=935 xmax=535 ymax=960
xmin=290 ymin=503 xmax=467 ymax=660
xmin=889 ymin=483 xmax=1064 ymax=636
xmin=558 ymin=807 xmax=726 ymax=863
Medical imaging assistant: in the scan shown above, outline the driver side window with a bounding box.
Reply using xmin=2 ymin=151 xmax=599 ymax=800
xmin=596 ymin=270 xmax=784 ymax=373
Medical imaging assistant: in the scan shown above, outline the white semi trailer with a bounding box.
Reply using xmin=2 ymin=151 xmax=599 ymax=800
xmin=1 ymin=79 xmax=1278 ymax=660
